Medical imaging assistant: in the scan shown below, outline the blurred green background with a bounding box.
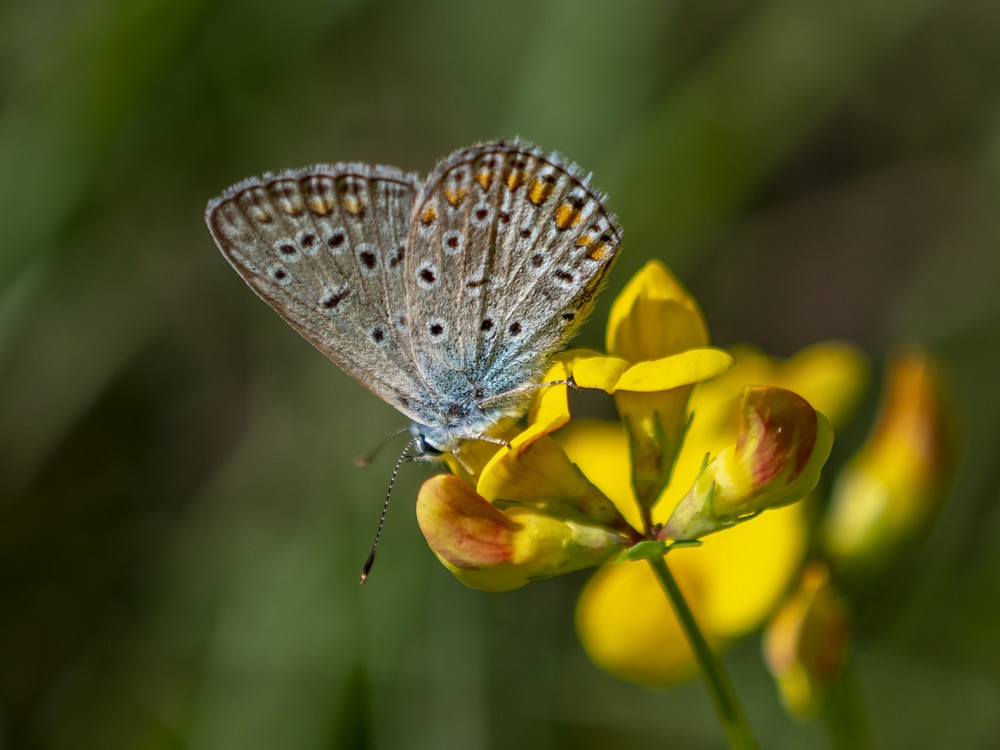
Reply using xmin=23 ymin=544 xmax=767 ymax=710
xmin=2 ymin=0 xmax=999 ymax=747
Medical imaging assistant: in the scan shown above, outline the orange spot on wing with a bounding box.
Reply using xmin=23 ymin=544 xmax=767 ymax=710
xmin=586 ymin=242 xmax=608 ymax=260
xmin=575 ymin=234 xmax=593 ymax=248
xmin=420 ymin=206 xmax=438 ymax=225
xmin=528 ymin=179 xmax=554 ymax=206
xmin=554 ymin=203 xmax=581 ymax=231
xmin=309 ymin=197 xmax=333 ymax=215
xmin=444 ymin=187 xmax=468 ymax=207
xmin=506 ymin=170 xmax=523 ymax=192
xmin=477 ymin=168 xmax=494 ymax=191
xmin=344 ymin=196 xmax=365 ymax=216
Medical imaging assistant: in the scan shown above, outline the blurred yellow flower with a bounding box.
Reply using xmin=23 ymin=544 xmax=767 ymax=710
xmin=822 ymin=345 xmax=955 ymax=575
xmin=764 ymin=562 xmax=850 ymax=718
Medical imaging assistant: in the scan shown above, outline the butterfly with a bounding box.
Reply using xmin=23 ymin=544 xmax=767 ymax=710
xmin=206 ymin=140 xmax=621 ymax=462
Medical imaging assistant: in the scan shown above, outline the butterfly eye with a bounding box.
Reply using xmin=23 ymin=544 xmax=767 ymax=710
xmin=417 ymin=435 xmax=444 ymax=456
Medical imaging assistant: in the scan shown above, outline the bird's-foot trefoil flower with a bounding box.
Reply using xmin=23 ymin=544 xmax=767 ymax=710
xmin=571 ymin=343 xmax=865 ymax=685
xmin=413 ymin=257 xmax=873 ymax=750
xmin=764 ymin=561 xmax=851 ymax=718
xmin=822 ymin=345 xmax=955 ymax=576
xmin=416 ymin=261 xmax=849 ymax=618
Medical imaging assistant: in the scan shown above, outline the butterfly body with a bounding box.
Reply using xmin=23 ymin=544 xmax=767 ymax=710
xmin=207 ymin=140 xmax=621 ymax=458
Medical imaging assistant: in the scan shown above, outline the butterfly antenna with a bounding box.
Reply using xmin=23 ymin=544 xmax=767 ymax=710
xmin=354 ymin=427 xmax=411 ymax=468
xmin=360 ymin=437 xmax=418 ymax=583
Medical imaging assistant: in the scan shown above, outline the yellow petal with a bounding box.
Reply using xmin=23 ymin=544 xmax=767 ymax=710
xmin=576 ymin=561 xmax=705 ymax=685
xmin=607 ymin=260 xmax=710 ymax=360
xmin=557 ymin=419 xmax=643 ymax=531
xmin=691 ymin=503 xmax=807 ymax=634
xmin=613 ymin=348 xmax=735 ymax=392
xmin=477 ymin=435 xmax=632 ymax=532
xmin=506 ymin=360 xmax=574 ymax=450
xmin=576 ymin=502 xmax=807 ymax=685
xmin=569 ymin=354 xmax=632 ymax=391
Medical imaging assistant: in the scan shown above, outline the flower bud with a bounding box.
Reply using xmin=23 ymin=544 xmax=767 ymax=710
xmin=764 ymin=562 xmax=850 ymax=718
xmin=822 ymin=346 xmax=954 ymax=573
xmin=664 ymin=387 xmax=834 ymax=539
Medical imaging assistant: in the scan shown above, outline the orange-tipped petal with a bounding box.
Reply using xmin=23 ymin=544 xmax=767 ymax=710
xmin=417 ymin=474 xmax=633 ymax=592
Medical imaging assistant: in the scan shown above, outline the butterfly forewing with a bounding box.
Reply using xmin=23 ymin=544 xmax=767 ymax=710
xmin=206 ymin=165 xmax=433 ymax=422
xmin=406 ymin=142 xmax=621 ymax=401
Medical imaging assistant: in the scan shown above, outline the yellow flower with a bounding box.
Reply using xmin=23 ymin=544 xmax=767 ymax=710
xmin=571 ymin=343 xmax=866 ymax=685
xmin=763 ymin=562 xmax=850 ymax=718
xmin=414 ymin=258 xmax=864 ymax=673
xmin=572 ymin=261 xmax=735 ymax=518
xmin=416 ymin=264 xmax=736 ymax=592
xmin=822 ymin=346 xmax=955 ymax=575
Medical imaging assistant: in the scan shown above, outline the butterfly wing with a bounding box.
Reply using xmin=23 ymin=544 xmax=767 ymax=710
xmin=403 ymin=140 xmax=622 ymax=402
xmin=206 ymin=164 xmax=434 ymax=423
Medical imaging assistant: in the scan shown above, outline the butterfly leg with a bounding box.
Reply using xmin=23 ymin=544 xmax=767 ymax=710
xmin=477 ymin=376 xmax=578 ymax=408
xmin=450 ymin=444 xmax=478 ymax=475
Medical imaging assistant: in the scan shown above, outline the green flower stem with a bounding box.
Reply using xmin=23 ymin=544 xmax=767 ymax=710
xmin=648 ymin=556 xmax=760 ymax=750
xmin=823 ymin=662 xmax=872 ymax=750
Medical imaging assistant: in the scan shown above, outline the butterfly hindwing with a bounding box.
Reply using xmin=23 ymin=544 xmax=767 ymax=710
xmin=405 ymin=141 xmax=622 ymax=401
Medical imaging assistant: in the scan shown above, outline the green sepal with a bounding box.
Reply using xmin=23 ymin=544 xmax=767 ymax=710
xmin=615 ymin=538 xmax=702 ymax=563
